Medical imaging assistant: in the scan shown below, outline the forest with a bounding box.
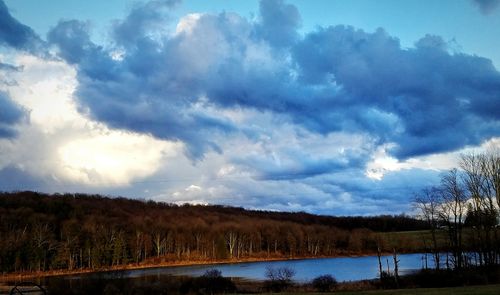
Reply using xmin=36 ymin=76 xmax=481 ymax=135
xmin=0 ymin=191 xmax=427 ymax=274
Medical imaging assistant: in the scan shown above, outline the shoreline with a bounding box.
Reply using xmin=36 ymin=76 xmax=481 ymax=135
xmin=0 ymin=251 xmax=399 ymax=282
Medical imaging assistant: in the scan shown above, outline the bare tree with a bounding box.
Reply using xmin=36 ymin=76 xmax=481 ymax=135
xmin=393 ymin=248 xmax=400 ymax=287
xmin=224 ymin=226 xmax=239 ymax=259
xmin=439 ymin=169 xmax=467 ymax=269
xmin=152 ymin=229 xmax=165 ymax=258
xmin=413 ymin=187 xmax=441 ymax=269
xmin=461 ymin=153 xmax=497 ymax=265
xmin=482 ymin=148 xmax=500 ymax=210
xmin=265 ymin=266 xmax=296 ymax=292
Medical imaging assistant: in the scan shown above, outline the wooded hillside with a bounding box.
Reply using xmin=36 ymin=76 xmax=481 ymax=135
xmin=0 ymin=191 xmax=428 ymax=273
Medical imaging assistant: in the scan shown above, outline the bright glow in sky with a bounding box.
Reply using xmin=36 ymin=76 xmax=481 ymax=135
xmin=0 ymin=0 xmax=499 ymax=215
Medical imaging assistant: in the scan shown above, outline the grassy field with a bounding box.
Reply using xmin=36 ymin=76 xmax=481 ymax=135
xmin=325 ymin=284 xmax=500 ymax=295
xmin=377 ymin=229 xmax=449 ymax=252
xmin=379 ymin=228 xmax=500 ymax=253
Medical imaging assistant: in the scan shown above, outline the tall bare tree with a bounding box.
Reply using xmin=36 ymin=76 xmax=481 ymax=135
xmin=413 ymin=187 xmax=441 ymax=269
xmin=439 ymin=169 xmax=467 ymax=269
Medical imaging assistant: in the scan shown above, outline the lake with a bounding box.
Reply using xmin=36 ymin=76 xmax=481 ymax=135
xmin=63 ymin=253 xmax=430 ymax=283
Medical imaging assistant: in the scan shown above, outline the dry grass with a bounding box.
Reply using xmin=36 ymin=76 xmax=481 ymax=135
xmin=275 ymin=284 xmax=500 ymax=295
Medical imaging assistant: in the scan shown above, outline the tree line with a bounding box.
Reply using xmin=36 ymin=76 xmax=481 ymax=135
xmin=0 ymin=191 xmax=427 ymax=274
xmin=413 ymin=150 xmax=500 ymax=270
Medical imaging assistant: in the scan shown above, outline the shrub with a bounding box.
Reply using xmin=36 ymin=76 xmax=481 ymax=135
xmin=180 ymin=268 xmax=236 ymax=294
xmin=312 ymin=274 xmax=338 ymax=292
xmin=379 ymin=270 xmax=398 ymax=289
xmin=264 ymin=266 xmax=296 ymax=292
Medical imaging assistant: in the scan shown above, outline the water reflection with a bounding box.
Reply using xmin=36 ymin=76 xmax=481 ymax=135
xmin=65 ymin=253 xmax=427 ymax=283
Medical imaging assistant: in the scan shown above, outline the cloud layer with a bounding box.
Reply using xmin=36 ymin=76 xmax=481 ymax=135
xmin=0 ymin=0 xmax=499 ymax=215
xmin=46 ymin=0 xmax=500 ymax=162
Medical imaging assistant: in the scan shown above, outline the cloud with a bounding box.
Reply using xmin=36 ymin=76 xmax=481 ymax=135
xmin=0 ymin=0 xmax=45 ymax=54
xmin=0 ymin=166 xmax=45 ymax=191
xmin=293 ymin=29 xmax=500 ymax=158
xmin=0 ymin=9 xmax=29 ymax=139
xmin=113 ymin=0 xmax=180 ymax=46
xmin=234 ymin=140 xmax=367 ymax=181
xmin=0 ymin=91 xmax=25 ymax=138
xmin=255 ymin=0 xmax=301 ymax=48
xmin=148 ymin=160 xmax=441 ymax=215
xmin=0 ymin=54 xmax=181 ymax=189
xmin=47 ymin=20 xmax=95 ymax=65
xmin=48 ymin=13 xmax=241 ymax=159
xmin=143 ymin=115 xmax=439 ymax=215
xmin=472 ymin=0 xmax=500 ymax=14
xmin=46 ymin=1 xmax=500 ymax=163
xmin=0 ymin=0 xmax=498 ymax=215
xmin=0 ymin=61 xmax=22 ymax=72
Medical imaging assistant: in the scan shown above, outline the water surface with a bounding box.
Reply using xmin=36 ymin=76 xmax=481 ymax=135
xmin=66 ymin=253 xmax=428 ymax=282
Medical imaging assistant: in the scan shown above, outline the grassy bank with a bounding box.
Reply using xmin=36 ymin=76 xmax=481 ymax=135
xmin=239 ymin=284 xmax=500 ymax=295
xmin=330 ymin=284 xmax=500 ymax=295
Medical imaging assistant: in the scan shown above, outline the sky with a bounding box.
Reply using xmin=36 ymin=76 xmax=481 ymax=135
xmin=0 ymin=0 xmax=499 ymax=215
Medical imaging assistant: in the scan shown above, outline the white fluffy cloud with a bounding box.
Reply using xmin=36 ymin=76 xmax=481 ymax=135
xmin=0 ymin=54 xmax=181 ymax=186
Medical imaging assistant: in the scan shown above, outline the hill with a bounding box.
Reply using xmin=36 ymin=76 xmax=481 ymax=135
xmin=0 ymin=191 xmax=427 ymax=274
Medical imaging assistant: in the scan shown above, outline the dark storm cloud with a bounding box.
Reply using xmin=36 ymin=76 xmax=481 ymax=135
xmin=0 ymin=1 xmax=30 ymax=138
xmin=293 ymin=29 xmax=500 ymax=158
xmin=47 ymin=0 xmax=500 ymax=161
xmin=472 ymin=0 xmax=500 ymax=14
xmin=48 ymin=13 xmax=237 ymax=159
xmin=0 ymin=0 xmax=45 ymax=54
xmin=0 ymin=91 xmax=25 ymax=138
